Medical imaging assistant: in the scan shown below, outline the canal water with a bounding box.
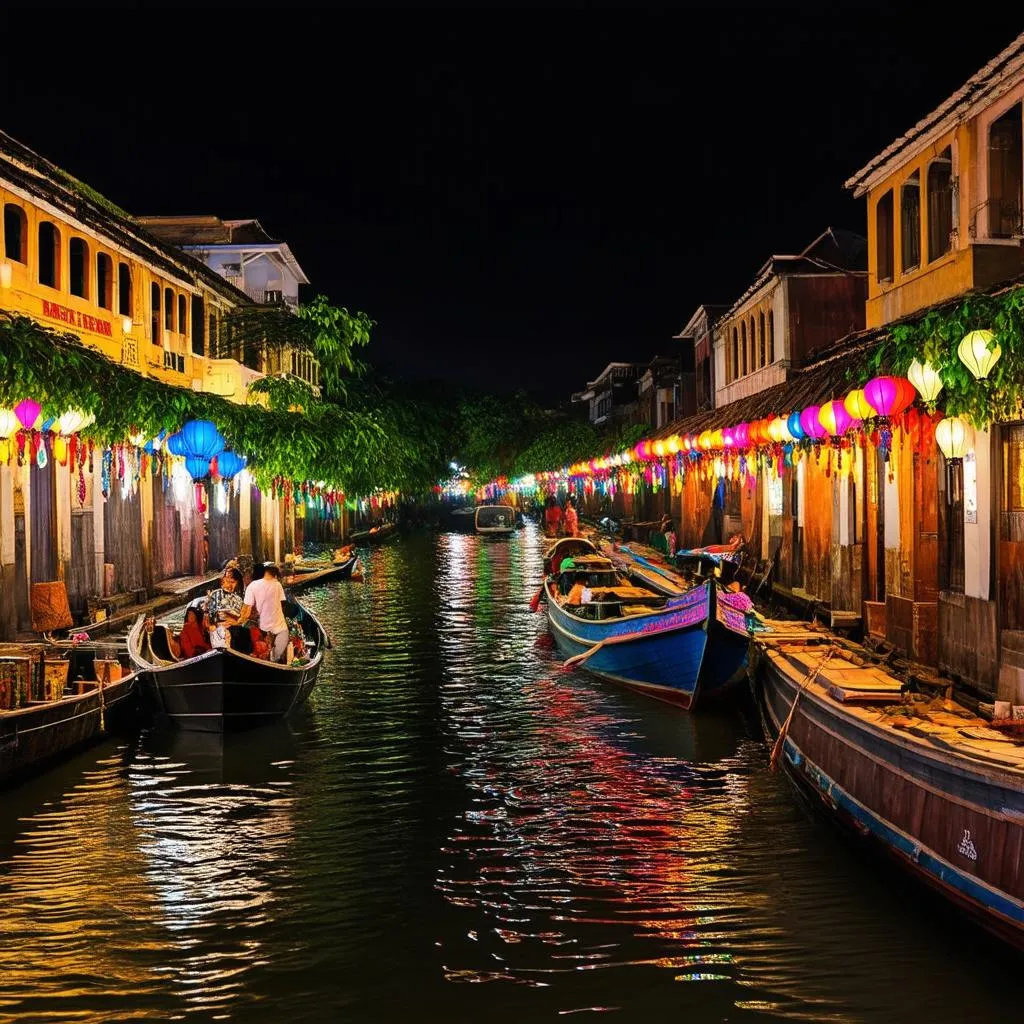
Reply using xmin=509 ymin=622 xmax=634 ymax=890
xmin=0 ymin=524 xmax=1017 ymax=1023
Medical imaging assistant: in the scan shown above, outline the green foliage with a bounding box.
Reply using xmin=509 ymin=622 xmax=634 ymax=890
xmin=868 ymin=285 xmax=1024 ymax=427
xmin=512 ymin=419 xmax=599 ymax=476
xmin=457 ymin=393 xmax=545 ymax=482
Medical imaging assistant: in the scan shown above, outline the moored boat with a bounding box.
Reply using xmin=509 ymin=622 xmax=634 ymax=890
xmin=350 ymin=521 xmax=397 ymax=545
xmin=127 ymin=598 xmax=330 ymax=733
xmin=754 ymin=631 xmax=1024 ymax=949
xmin=281 ymin=553 xmax=358 ymax=589
xmin=475 ymin=504 xmax=517 ymax=534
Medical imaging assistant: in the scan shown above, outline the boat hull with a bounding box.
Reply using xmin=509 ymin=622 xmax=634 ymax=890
xmin=283 ymin=555 xmax=356 ymax=589
xmin=0 ymin=673 xmax=138 ymax=786
xmin=546 ymin=579 xmax=710 ymax=708
xmin=755 ymin=648 xmax=1024 ymax=949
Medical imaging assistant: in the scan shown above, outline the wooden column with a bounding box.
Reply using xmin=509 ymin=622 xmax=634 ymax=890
xmin=238 ymin=474 xmax=252 ymax=556
xmin=54 ymin=458 xmax=71 ymax=582
xmin=139 ymin=462 xmax=154 ymax=594
xmin=0 ymin=466 xmax=16 ymax=640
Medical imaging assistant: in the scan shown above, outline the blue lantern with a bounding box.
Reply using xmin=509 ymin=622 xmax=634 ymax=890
xmin=180 ymin=419 xmax=225 ymax=460
xmin=215 ymin=450 xmax=245 ymax=480
xmin=166 ymin=431 xmax=187 ymax=456
xmin=787 ymin=410 xmax=806 ymax=441
xmin=185 ymin=456 xmax=212 ymax=480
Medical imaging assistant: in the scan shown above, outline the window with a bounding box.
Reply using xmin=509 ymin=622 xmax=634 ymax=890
xmin=178 ymin=294 xmax=187 ymax=341
xmin=927 ymin=147 xmax=954 ymax=261
xmin=939 ymin=452 xmax=965 ymax=594
xmin=988 ymin=104 xmax=1022 ymax=238
xmin=164 ymin=287 xmax=174 ymax=331
xmin=69 ymin=237 xmax=89 ymax=298
xmin=118 ymin=262 xmax=132 ymax=316
xmin=749 ymin=316 xmax=757 ymax=370
xmin=209 ymin=313 xmax=218 ymax=357
xmin=740 ymin=321 xmax=747 ymax=376
xmin=3 ymin=204 xmax=27 ymax=263
xmin=876 ymin=189 xmax=894 ymax=282
xmin=191 ymin=295 xmax=205 ymax=356
xmin=151 ymin=283 xmax=161 ymax=346
xmin=901 ymin=171 xmax=921 ymax=272
xmin=768 ymin=310 xmax=775 ymax=363
xmin=96 ymin=252 xmax=112 ymax=309
xmin=731 ymin=327 xmax=738 ymax=384
xmin=758 ymin=311 xmax=766 ymax=366
xmin=38 ymin=221 xmax=60 ymax=288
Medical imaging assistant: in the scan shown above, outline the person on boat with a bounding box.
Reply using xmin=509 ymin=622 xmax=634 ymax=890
xmin=238 ymin=562 xmax=289 ymax=663
xmin=563 ymin=498 xmax=579 ymax=538
xmin=206 ymin=567 xmax=245 ymax=649
xmin=661 ymin=516 xmax=677 ymax=559
xmin=543 ymin=497 xmax=562 ymax=537
xmin=178 ymin=606 xmax=212 ymax=659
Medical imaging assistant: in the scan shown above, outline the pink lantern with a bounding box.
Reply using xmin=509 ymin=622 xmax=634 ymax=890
xmin=734 ymin=422 xmax=750 ymax=449
xmin=818 ymin=400 xmax=853 ymax=438
xmin=14 ymin=399 xmax=41 ymax=431
xmin=863 ymin=376 xmax=915 ymax=418
xmin=800 ymin=405 xmax=826 ymax=440
xmin=722 ymin=426 xmax=735 ymax=448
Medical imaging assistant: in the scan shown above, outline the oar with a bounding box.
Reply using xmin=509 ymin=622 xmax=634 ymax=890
xmin=529 ymin=582 xmax=547 ymax=613
xmin=769 ymin=645 xmax=836 ymax=772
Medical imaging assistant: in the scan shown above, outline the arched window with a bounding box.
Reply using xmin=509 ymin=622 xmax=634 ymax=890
xmin=164 ymin=287 xmax=174 ymax=331
xmin=69 ymin=237 xmax=89 ymax=298
xmin=3 ymin=204 xmax=27 ymax=263
xmin=901 ymin=171 xmax=921 ymax=272
xmin=768 ymin=310 xmax=775 ymax=363
xmin=38 ymin=221 xmax=60 ymax=289
xmin=96 ymin=253 xmax=113 ymax=310
xmin=928 ymin=147 xmax=953 ymax=261
xmin=118 ymin=262 xmax=132 ymax=316
xmin=178 ymin=294 xmax=187 ymax=340
xmin=749 ymin=316 xmax=757 ymax=370
xmin=876 ymin=189 xmax=894 ymax=282
xmin=731 ymin=327 xmax=738 ymax=383
xmin=740 ymin=321 xmax=748 ymax=376
xmin=759 ymin=311 xmax=766 ymax=366
xmin=151 ymin=283 xmax=161 ymax=346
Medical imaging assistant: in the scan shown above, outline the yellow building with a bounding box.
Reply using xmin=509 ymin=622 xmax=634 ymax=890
xmin=846 ymin=33 xmax=1024 ymax=329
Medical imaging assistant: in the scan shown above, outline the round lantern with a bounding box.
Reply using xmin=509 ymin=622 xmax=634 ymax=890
xmin=711 ymin=429 xmax=725 ymax=450
xmin=185 ymin=456 xmax=212 ymax=480
xmin=844 ymin=388 xmax=874 ymax=421
xmin=0 ymin=409 xmax=18 ymax=439
xmin=734 ymin=422 xmax=750 ymax=449
xmin=958 ymin=329 xmax=1001 ymax=380
xmin=907 ymin=358 xmax=943 ymax=403
xmin=165 ymin=431 xmax=187 ymax=457
xmin=180 ymin=419 xmax=225 ymax=460
xmin=863 ymin=376 xmax=915 ymax=418
xmin=935 ymin=416 xmax=972 ymax=463
xmin=215 ymin=450 xmax=246 ymax=480
xmin=653 ymin=439 xmax=666 ymax=458
xmin=634 ymin=442 xmax=646 ymax=461
xmin=818 ymin=400 xmax=853 ymax=438
xmin=14 ymin=399 xmax=41 ymax=431
xmin=800 ymin=405 xmax=826 ymax=440
xmin=667 ymin=435 xmax=681 ymax=454
xmin=722 ymin=426 xmax=736 ymax=448
xmin=768 ymin=416 xmax=791 ymax=444
xmin=787 ymin=411 xmax=805 ymax=441
xmin=57 ymin=408 xmax=93 ymax=436
xmin=698 ymin=430 xmax=713 ymax=450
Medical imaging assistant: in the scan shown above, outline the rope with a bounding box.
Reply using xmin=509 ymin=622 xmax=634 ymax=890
xmin=769 ymin=644 xmax=837 ymax=773
xmin=562 ymin=639 xmax=607 ymax=669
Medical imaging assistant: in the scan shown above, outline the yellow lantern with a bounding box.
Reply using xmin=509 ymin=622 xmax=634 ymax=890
xmin=907 ymin=358 xmax=943 ymax=402
xmin=698 ymin=430 xmax=713 ymax=450
xmin=844 ymin=389 xmax=874 ymax=421
xmin=958 ymin=329 xmax=1001 ymax=380
xmin=653 ymin=439 xmax=666 ymax=458
xmin=667 ymin=434 xmax=680 ymax=454
xmin=711 ymin=429 xmax=724 ymax=450
xmin=53 ymin=436 xmax=68 ymax=465
xmin=935 ymin=416 xmax=972 ymax=462
xmin=768 ymin=416 xmax=790 ymax=443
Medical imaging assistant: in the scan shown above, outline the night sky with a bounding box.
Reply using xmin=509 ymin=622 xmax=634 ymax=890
xmin=5 ymin=14 xmax=1023 ymax=403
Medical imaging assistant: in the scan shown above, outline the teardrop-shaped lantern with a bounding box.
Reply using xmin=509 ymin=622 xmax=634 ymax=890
xmin=935 ymin=416 xmax=972 ymax=462
xmin=907 ymin=359 xmax=943 ymax=402
xmin=653 ymin=439 xmax=666 ymax=458
xmin=722 ymin=427 xmax=736 ymax=448
xmin=698 ymin=430 xmax=713 ymax=450
xmin=734 ymin=422 xmax=750 ymax=449
xmin=14 ymin=399 xmax=41 ymax=431
xmin=57 ymin=408 xmax=93 ymax=436
xmin=768 ymin=416 xmax=791 ymax=443
xmin=958 ymin=329 xmax=1001 ymax=380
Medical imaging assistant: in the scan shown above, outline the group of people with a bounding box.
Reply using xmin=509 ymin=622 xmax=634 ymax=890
xmin=173 ymin=561 xmax=295 ymax=663
xmin=542 ymin=496 xmax=580 ymax=538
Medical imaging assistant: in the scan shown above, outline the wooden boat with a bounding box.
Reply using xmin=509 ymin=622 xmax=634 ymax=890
xmin=475 ymin=504 xmax=517 ymax=534
xmin=281 ymin=553 xmax=358 ymax=589
xmin=350 ymin=521 xmax=397 ymax=545
xmin=544 ymin=566 xmax=713 ymax=708
xmin=127 ymin=599 xmax=331 ymax=733
xmin=543 ymin=535 xmax=600 ymax=575
xmin=754 ymin=631 xmax=1024 ymax=949
xmin=0 ymin=645 xmax=138 ymax=786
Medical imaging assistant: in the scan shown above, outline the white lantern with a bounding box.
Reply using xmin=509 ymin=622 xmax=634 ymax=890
xmin=0 ymin=409 xmax=18 ymax=439
xmin=958 ymin=330 xmax=1001 ymax=380
xmin=57 ymin=408 xmax=93 ymax=436
xmin=935 ymin=416 xmax=972 ymax=462
xmin=907 ymin=358 xmax=943 ymax=402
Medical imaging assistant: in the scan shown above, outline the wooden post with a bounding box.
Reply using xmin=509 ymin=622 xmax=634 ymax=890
xmin=0 ymin=465 xmax=16 ymax=640
xmin=139 ymin=463 xmax=154 ymax=594
xmin=238 ymin=475 xmax=251 ymax=556
xmin=54 ymin=458 xmax=71 ymax=582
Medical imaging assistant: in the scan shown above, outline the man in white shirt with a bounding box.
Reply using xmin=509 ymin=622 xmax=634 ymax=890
xmin=239 ymin=562 xmax=289 ymax=663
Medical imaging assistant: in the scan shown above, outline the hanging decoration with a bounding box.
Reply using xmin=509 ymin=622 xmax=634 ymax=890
xmin=214 ymin=450 xmax=246 ymax=480
xmin=185 ymin=456 xmax=212 ymax=481
xmin=180 ymin=419 xmax=225 ymax=461
xmin=799 ymin=405 xmax=826 ymax=441
xmin=957 ymin=329 xmax=1001 ymax=380
xmin=935 ymin=416 xmax=972 ymax=463
xmin=14 ymin=399 xmax=41 ymax=431
xmin=0 ymin=409 xmax=18 ymax=439
xmin=165 ymin=431 xmax=188 ymax=457
xmin=907 ymin=358 xmax=943 ymax=405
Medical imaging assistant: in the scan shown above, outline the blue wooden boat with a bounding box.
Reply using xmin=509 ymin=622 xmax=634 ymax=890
xmin=545 ymin=575 xmax=712 ymax=708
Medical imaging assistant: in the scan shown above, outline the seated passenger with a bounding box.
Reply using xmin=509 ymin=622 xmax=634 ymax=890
xmin=178 ymin=607 xmax=212 ymax=659
xmin=206 ymin=567 xmax=244 ymax=648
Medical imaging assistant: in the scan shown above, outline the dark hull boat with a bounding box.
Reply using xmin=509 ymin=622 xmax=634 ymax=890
xmin=127 ymin=601 xmax=330 ymax=733
xmin=350 ymin=522 xmax=397 ymax=545
xmin=0 ymin=646 xmax=138 ymax=786
xmin=755 ymin=635 xmax=1024 ymax=950
xmin=282 ymin=554 xmax=357 ymax=589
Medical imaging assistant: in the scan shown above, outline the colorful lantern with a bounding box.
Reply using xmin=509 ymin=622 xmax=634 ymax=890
xmin=165 ymin=431 xmax=187 ymax=457
xmin=180 ymin=419 xmax=225 ymax=460
xmin=844 ymin=389 xmax=874 ymax=421
xmin=863 ymin=376 xmax=915 ymax=418
xmin=214 ymin=450 xmax=246 ymax=480
xmin=14 ymin=399 xmax=40 ymax=431
xmin=667 ymin=435 xmax=681 ymax=454
xmin=185 ymin=456 xmax=211 ymax=480
xmin=698 ymin=430 xmax=713 ymax=450
xmin=722 ymin=426 xmax=736 ymax=448
xmin=935 ymin=416 xmax=972 ymax=462
xmin=957 ymin=329 xmax=1001 ymax=380
xmin=800 ymin=405 xmax=826 ymax=440
xmin=734 ymin=422 xmax=750 ymax=449
xmin=818 ymin=400 xmax=853 ymax=438
xmin=711 ymin=429 xmax=724 ymax=450
xmin=768 ymin=416 xmax=790 ymax=444
xmin=787 ymin=411 xmax=805 ymax=441
xmin=653 ymin=439 xmax=666 ymax=458
xmin=907 ymin=358 xmax=943 ymax=403
xmin=0 ymin=409 xmax=18 ymax=439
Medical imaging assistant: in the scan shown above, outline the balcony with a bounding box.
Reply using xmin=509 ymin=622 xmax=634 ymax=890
xmin=242 ymin=284 xmax=299 ymax=310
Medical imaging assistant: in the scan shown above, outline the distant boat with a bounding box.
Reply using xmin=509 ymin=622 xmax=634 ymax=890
xmin=127 ymin=598 xmax=331 ymax=733
xmin=281 ymin=553 xmax=358 ymax=589
xmin=350 ymin=522 xmax=397 ymax=545
xmin=475 ymin=505 xmax=516 ymax=534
